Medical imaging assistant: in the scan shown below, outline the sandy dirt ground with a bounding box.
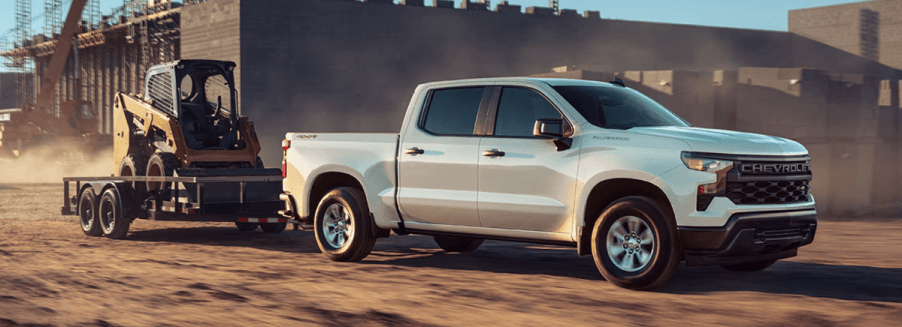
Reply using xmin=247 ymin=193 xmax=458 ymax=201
xmin=1 ymin=183 xmax=901 ymax=327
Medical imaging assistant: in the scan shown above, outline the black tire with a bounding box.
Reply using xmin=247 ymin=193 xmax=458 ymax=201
xmin=78 ymin=187 xmax=103 ymax=237
xmin=590 ymin=196 xmax=680 ymax=291
xmin=235 ymin=222 xmax=258 ymax=231
xmin=313 ymin=187 xmax=377 ymax=262
xmin=119 ymin=153 xmax=148 ymax=192
xmin=98 ymin=188 xmax=130 ymax=239
xmin=433 ymin=236 xmax=484 ymax=252
xmin=146 ymin=152 xmax=181 ymax=192
xmin=260 ymin=222 xmax=287 ymax=234
xmin=721 ymin=259 xmax=777 ymax=272
xmin=255 ymin=156 xmax=264 ymax=169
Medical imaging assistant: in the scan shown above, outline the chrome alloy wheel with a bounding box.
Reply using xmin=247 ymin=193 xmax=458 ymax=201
xmin=606 ymin=215 xmax=655 ymax=272
xmin=322 ymin=203 xmax=354 ymax=249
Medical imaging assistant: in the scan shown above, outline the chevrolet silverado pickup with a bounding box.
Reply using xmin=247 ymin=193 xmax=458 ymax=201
xmin=279 ymin=77 xmax=817 ymax=290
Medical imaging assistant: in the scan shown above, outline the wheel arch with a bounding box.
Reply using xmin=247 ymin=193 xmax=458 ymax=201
xmin=576 ymin=177 xmax=676 ymax=256
xmin=306 ymin=171 xmax=366 ymax=221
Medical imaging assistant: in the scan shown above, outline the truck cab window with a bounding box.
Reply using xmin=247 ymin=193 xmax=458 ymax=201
xmin=494 ymin=87 xmax=562 ymax=137
xmin=423 ymin=87 xmax=485 ymax=135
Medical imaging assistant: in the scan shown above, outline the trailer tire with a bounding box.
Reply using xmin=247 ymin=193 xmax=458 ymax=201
xmin=314 ymin=187 xmax=377 ymax=262
xmin=119 ymin=154 xmax=148 ymax=192
xmin=78 ymin=187 xmax=102 ymax=237
xmin=591 ymin=196 xmax=680 ymax=291
xmin=98 ymin=188 xmax=130 ymax=239
xmin=260 ymin=222 xmax=287 ymax=234
xmin=146 ymin=152 xmax=181 ymax=193
xmin=433 ymin=236 xmax=484 ymax=252
xmin=235 ymin=222 xmax=258 ymax=231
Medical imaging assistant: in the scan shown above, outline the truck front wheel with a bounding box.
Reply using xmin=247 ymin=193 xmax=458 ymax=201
xmin=591 ymin=196 xmax=680 ymax=290
xmin=313 ymin=187 xmax=377 ymax=262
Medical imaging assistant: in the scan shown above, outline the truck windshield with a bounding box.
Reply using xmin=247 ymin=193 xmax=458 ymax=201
xmin=552 ymin=85 xmax=690 ymax=130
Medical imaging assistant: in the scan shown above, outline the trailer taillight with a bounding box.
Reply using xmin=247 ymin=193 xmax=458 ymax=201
xmin=281 ymin=139 xmax=290 ymax=178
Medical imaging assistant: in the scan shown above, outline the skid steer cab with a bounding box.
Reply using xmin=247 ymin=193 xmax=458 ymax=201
xmin=112 ymin=59 xmax=270 ymax=190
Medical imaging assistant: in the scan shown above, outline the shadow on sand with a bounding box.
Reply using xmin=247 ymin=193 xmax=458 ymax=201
xmin=121 ymin=226 xmax=902 ymax=303
xmin=124 ymin=226 xmax=322 ymax=254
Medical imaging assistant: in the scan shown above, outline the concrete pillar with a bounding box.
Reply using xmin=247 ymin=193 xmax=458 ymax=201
xmin=713 ymin=70 xmax=737 ymax=130
xmin=525 ymin=7 xmax=554 ymax=16
xmin=128 ymin=45 xmax=136 ymax=95
xmin=460 ymin=1 xmax=487 ymax=10
xmin=94 ymin=47 xmax=102 ymax=133
xmin=102 ymin=48 xmax=110 ymax=135
xmin=400 ymin=0 xmax=424 ymax=6
xmin=495 ymin=1 xmax=520 ymax=13
xmin=112 ymin=45 xmax=120 ymax=110
xmin=560 ymin=9 xmax=580 ymax=18
xmin=433 ymin=0 xmax=453 ymax=9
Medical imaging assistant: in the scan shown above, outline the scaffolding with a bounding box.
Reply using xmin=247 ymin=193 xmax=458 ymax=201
xmin=12 ymin=0 xmax=34 ymax=108
xmin=1 ymin=0 xmax=181 ymax=134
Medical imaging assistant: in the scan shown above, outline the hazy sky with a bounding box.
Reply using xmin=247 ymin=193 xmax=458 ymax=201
xmin=0 ymin=0 xmax=868 ymax=43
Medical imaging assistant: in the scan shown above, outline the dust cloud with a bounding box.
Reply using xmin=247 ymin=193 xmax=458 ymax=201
xmin=0 ymin=145 xmax=113 ymax=184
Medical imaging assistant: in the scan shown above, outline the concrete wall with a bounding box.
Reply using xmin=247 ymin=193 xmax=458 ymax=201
xmin=181 ymin=0 xmax=242 ymax=102
xmin=177 ymin=0 xmax=902 ymax=216
xmin=790 ymin=0 xmax=902 ymax=70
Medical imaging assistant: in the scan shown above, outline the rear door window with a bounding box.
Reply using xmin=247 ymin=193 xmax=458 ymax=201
xmin=422 ymin=87 xmax=486 ymax=136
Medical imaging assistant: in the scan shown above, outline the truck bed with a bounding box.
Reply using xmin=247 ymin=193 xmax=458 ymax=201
xmin=283 ymin=132 xmax=400 ymax=227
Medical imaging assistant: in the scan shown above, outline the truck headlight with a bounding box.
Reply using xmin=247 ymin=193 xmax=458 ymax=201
xmin=681 ymin=152 xmax=733 ymax=195
xmin=681 ymin=152 xmax=733 ymax=173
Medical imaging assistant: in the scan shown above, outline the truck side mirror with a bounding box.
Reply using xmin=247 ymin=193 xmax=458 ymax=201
xmin=533 ymin=119 xmax=564 ymax=139
xmin=533 ymin=118 xmax=573 ymax=151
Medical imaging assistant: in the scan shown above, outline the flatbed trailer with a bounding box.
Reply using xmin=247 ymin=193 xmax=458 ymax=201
xmin=61 ymin=172 xmax=299 ymax=238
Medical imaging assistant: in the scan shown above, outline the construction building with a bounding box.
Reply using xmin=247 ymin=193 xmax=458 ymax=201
xmin=2 ymin=0 xmax=901 ymax=216
xmin=789 ymin=0 xmax=902 ymax=70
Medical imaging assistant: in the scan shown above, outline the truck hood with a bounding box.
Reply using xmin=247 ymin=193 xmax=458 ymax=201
xmin=626 ymin=126 xmax=808 ymax=156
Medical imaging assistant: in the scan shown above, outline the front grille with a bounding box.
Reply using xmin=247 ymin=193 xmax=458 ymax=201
xmin=695 ymin=155 xmax=812 ymax=211
xmin=726 ymin=179 xmax=810 ymax=205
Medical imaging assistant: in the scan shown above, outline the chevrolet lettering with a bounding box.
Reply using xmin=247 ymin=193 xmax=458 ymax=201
xmin=741 ymin=163 xmax=810 ymax=174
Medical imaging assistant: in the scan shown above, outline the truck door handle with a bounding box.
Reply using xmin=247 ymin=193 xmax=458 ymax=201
xmin=482 ymin=149 xmax=505 ymax=157
xmin=404 ymin=147 xmax=424 ymax=155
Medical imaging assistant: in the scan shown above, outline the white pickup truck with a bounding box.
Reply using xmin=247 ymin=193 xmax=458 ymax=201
xmin=279 ymin=77 xmax=817 ymax=290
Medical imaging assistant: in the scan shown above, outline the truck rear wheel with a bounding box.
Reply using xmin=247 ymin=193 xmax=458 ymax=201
xmin=721 ymin=259 xmax=777 ymax=272
xmin=78 ymin=187 xmax=102 ymax=237
xmin=591 ymin=196 xmax=680 ymax=290
xmin=98 ymin=188 xmax=131 ymax=239
xmin=119 ymin=154 xmax=148 ymax=192
xmin=146 ymin=153 xmax=180 ymax=192
xmin=313 ymin=187 xmax=377 ymax=262
xmin=433 ymin=236 xmax=484 ymax=252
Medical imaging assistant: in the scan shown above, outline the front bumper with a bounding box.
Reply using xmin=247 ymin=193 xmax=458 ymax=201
xmin=678 ymin=209 xmax=817 ymax=266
